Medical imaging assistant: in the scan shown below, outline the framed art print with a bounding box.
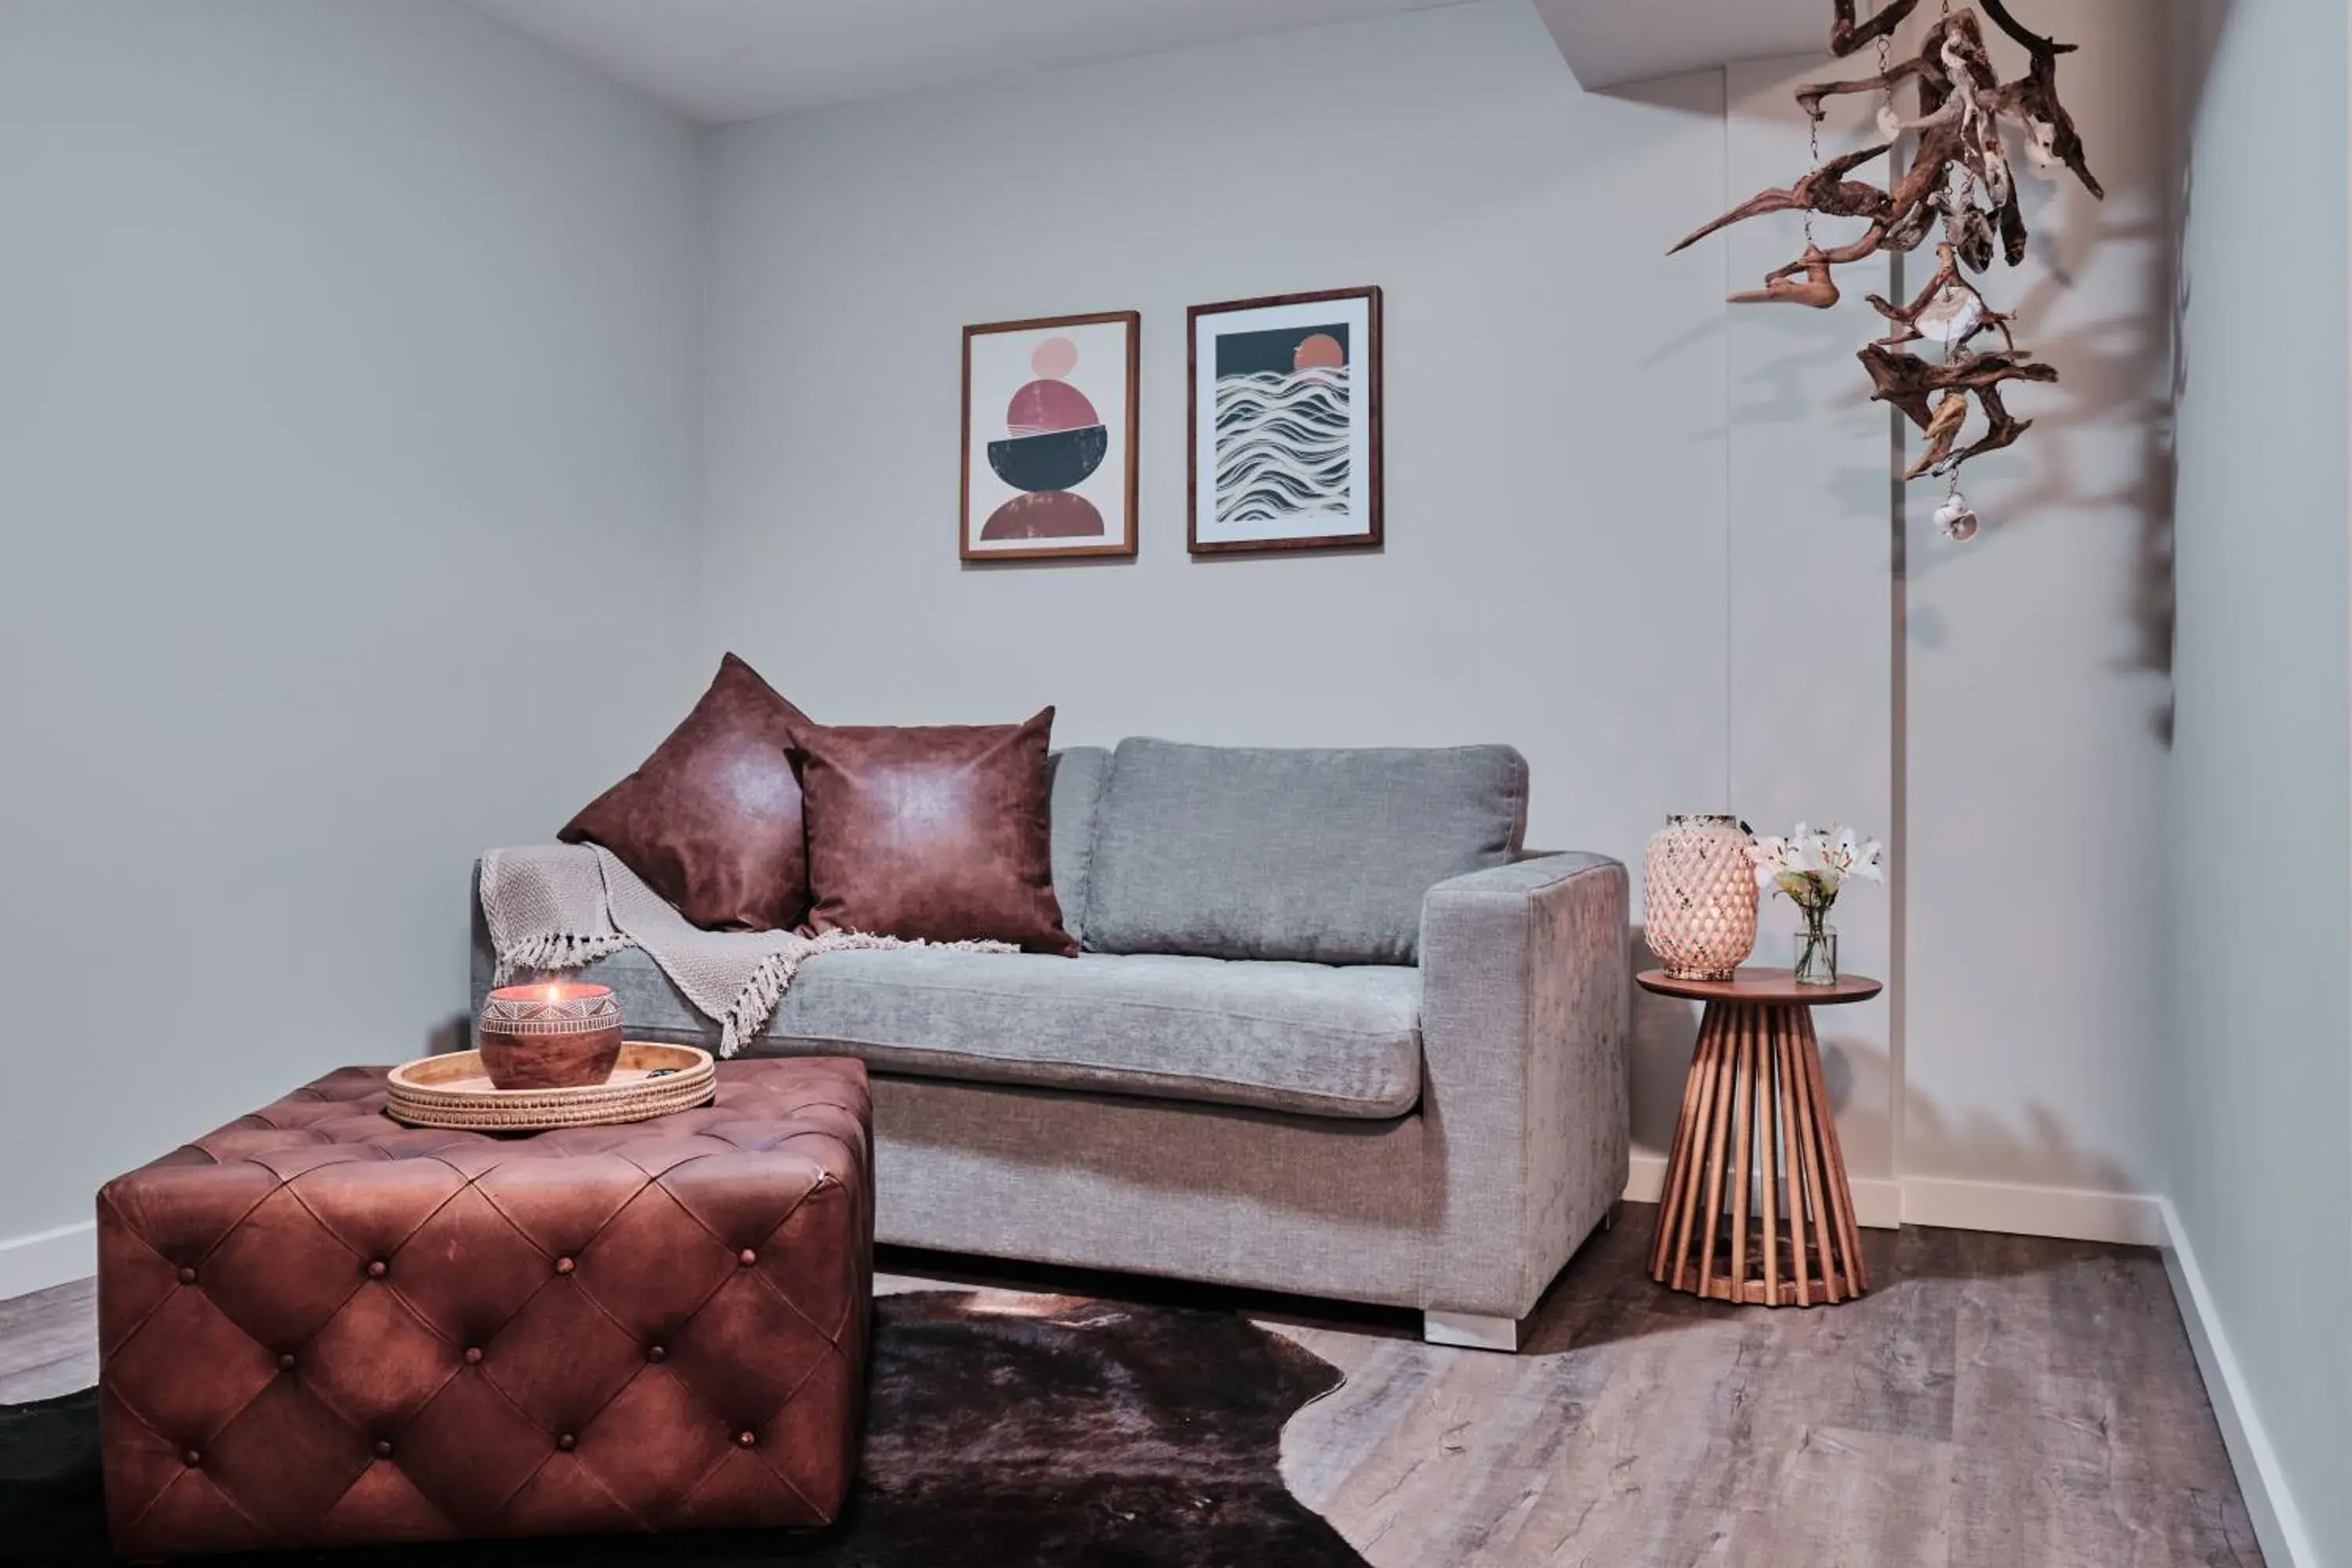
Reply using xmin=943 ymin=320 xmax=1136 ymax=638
xmin=962 ymin=310 xmax=1140 ymax=561
xmin=1189 ymin=285 xmax=1382 ymax=555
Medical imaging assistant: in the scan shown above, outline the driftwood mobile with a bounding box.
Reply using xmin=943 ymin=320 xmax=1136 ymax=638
xmin=1671 ymin=0 xmax=2100 ymax=540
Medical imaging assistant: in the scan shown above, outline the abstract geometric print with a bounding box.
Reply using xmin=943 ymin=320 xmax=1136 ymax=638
xmin=961 ymin=311 xmax=1138 ymax=561
xmin=983 ymin=335 xmax=1109 ymax=541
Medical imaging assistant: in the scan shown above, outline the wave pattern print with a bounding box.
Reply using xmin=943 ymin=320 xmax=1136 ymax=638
xmin=1214 ymin=365 xmax=1351 ymax=525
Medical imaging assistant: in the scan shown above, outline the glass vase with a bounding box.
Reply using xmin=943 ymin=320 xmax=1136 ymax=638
xmin=1794 ymin=913 xmax=1838 ymax=986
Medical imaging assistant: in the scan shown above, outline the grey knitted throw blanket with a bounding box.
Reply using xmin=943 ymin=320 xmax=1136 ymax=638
xmin=479 ymin=844 xmax=1012 ymax=1057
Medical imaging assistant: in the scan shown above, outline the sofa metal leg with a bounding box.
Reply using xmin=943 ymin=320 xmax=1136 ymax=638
xmin=1422 ymin=1311 xmax=1521 ymax=1352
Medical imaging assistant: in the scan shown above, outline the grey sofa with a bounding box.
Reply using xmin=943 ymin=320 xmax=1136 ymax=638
xmin=471 ymin=739 xmax=1630 ymax=1350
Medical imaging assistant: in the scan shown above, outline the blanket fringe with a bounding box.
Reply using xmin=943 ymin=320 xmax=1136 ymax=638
xmin=492 ymin=931 xmax=636 ymax=986
xmin=482 ymin=843 xmax=1023 ymax=1054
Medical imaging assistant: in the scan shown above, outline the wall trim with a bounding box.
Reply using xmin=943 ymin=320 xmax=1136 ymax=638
xmin=2161 ymin=1197 xmax=2317 ymax=1568
xmin=1626 ymin=1156 xmax=2163 ymax=1242
xmin=1898 ymin=1174 xmax=2165 ymax=1247
xmin=0 ymin=1221 xmax=95 ymax=1304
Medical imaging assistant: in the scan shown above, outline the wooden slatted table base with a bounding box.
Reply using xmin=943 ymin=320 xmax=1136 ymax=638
xmin=1661 ymin=1219 xmax=1867 ymax=1305
xmin=1639 ymin=969 xmax=1882 ymax=1308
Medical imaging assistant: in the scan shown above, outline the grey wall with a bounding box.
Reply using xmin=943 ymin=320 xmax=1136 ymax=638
xmin=700 ymin=0 xmax=2180 ymax=1224
xmin=1898 ymin=0 xmax=2178 ymax=1209
xmin=2166 ymin=0 xmax=2352 ymax=1561
xmin=0 ymin=0 xmax=706 ymax=1278
xmin=702 ymin=1 xmax=1733 ymax=859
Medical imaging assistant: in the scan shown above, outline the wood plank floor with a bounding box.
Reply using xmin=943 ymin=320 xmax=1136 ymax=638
xmin=2 ymin=1209 xmax=2258 ymax=1566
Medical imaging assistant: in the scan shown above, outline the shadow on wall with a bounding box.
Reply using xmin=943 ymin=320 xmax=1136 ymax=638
xmin=1627 ymin=927 xmax=2139 ymax=1198
xmin=2154 ymin=0 xmax=2230 ymax=731
xmin=1893 ymin=2 xmax=2217 ymax=751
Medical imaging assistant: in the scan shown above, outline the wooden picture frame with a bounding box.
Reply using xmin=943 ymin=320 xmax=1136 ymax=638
xmin=1188 ymin=285 xmax=1383 ymax=556
xmin=961 ymin=310 xmax=1140 ymax=562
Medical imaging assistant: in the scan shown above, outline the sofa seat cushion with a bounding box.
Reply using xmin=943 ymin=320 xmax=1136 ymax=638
xmin=757 ymin=948 xmax=1421 ymax=1120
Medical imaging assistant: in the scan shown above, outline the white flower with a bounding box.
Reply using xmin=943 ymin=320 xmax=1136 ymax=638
xmin=1835 ymin=826 xmax=1886 ymax=884
xmin=1748 ymin=822 xmax=1883 ymax=908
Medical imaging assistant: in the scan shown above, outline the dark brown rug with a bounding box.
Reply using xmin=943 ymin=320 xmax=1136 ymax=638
xmin=0 ymin=1290 xmax=1368 ymax=1566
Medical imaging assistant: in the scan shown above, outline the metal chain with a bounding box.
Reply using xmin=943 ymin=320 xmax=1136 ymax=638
xmin=1876 ymin=21 xmax=1897 ymax=139
xmin=1805 ymin=113 xmax=1820 ymax=245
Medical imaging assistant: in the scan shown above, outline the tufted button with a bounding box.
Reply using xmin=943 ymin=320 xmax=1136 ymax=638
xmin=183 ymin=1448 xmax=201 ymax=1468
xmin=463 ymin=1346 xmax=484 ymax=1366
xmin=645 ymin=1345 xmax=667 ymax=1364
xmin=176 ymin=1266 xmax=197 ymax=1286
xmin=556 ymin=1433 xmax=577 ymax=1452
xmin=373 ymin=1439 xmax=394 ymax=1460
xmin=366 ymin=1260 xmax=389 ymax=1279
xmin=278 ymin=1352 xmax=296 ymax=1373
xmin=554 ymin=1256 xmax=575 ymax=1276
xmin=736 ymin=1430 xmax=757 ymax=1449
xmin=737 ymin=1249 xmax=757 ymax=1269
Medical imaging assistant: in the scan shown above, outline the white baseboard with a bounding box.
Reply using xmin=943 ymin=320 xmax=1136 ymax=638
xmin=0 ymin=1221 xmax=95 ymax=1302
xmin=1899 ymin=1175 xmax=2166 ymax=1247
xmin=1624 ymin=1156 xmax=2161 ymax=1243
xmin=2161 ymin=1198 xmax=2317 ymax=1568
xmin=1626 ymin=1152 xmax=1902 ymax=1230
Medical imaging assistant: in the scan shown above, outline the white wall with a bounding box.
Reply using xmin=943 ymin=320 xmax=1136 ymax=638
xmin=702 ymin=2 xmax=1733 ymax=860
xmin=0 ymin=0 xmax=2269 ymax=1375
xmin=706 ymin=2 xmax=1775 ymax=1174
xmin=0 ymin=0 xmax=706 ymax=1288
xmin=2165 ymin=0 xmax=2352 ymax=1561
xmin=700 ymin=0 xmax=2179 ymax=1226
xmin=1897 ymin=1 xmax=2178 ymax=1217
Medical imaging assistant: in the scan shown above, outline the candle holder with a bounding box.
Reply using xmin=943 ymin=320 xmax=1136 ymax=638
xmin=1644 ymin=815 xmax=1759 ymax=982
xmin=477 ymin=982 xmax=623 ymax=1091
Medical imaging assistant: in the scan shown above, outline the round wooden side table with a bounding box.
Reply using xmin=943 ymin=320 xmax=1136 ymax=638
xmin=1639 ymin=967 xmax=1882 ymax=1308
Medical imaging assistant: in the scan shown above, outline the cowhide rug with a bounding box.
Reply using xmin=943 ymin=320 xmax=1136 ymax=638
xmin=0 ymin=1290 xmax=1369 ymax=1566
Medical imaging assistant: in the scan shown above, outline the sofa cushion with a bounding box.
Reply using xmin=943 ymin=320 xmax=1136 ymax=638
xmin=1047 ymin=746 xmax=1110 ymax=946
xmin=1081 ymin=739 xmax=1528 ymax=965
xmin=572 ymin=946 xmax=1421 ymax=1120
xmin=559 ymin=652 xmax=815 ymax=931
xmin=796 ymin=708 xmax=1076 ymax=956
xmin=771 ymin=948 xmax=1420 ymax=1119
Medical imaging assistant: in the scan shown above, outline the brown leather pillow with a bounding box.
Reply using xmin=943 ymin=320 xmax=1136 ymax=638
xmin=560 ymin=653 xmax=813 ymax=931
xmin=797 ymin=706 xmax=1076 ymax=956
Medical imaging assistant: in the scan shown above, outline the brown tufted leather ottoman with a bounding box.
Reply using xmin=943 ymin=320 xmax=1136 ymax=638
xmin=96 ymin=1058 xmax=873 ymax=1558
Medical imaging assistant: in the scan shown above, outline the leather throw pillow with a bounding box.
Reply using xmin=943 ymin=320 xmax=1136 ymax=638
xmin=797 ymin=707 xmax=1076 ymax=956
xmin=560 ymin=653 xmax=814 ymax=931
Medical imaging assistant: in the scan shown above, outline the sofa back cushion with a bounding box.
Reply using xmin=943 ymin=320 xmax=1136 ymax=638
xmin=1047 ymin=746 xmax=1110 ymax=946
xmin=1081 ymin=739 xmax=1527 ymax=964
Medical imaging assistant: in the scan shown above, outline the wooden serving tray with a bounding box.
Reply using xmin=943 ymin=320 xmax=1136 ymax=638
xmin=386 ymin=1042 xmax=716 ymax=1131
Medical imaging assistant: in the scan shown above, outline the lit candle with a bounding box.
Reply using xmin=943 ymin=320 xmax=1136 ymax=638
xmin=478 ymin=982 xmax=622 ymax=1091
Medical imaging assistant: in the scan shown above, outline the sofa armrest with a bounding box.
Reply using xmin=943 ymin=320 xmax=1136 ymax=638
xmin=1418 ymin=852 xmax=1630 ymax=1319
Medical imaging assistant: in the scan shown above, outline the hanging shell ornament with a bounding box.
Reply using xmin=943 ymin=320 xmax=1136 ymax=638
xmin=1915 ymin=283 xmax=1984 ymax=345
xmin=1935 ymin=491 xmax=1980 ymax=543
xmin=1875 ymin=100 xmax=1907 ymax=142
xmin=2023 ymin=118 xmax=2061 ymax=173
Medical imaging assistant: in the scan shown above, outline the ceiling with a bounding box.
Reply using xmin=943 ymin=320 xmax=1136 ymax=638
xmin=1531 ymin=0 xmax=1827 ymax=91
xmin=470 ymin=0 xmax=1835 ymax=124
xmin=467 ymin=0 xmax=1469 ymax=124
